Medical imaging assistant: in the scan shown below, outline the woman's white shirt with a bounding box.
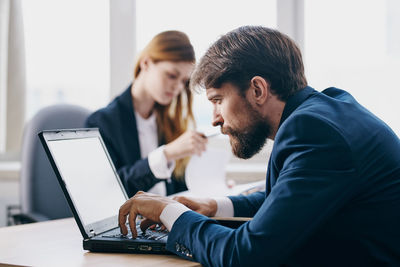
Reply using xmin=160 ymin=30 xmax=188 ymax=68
xmin=134 ymin=111 xmax=175 ymax=196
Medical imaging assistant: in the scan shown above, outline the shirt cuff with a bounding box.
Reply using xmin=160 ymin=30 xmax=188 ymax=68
xmin=160 ymin=203 xmax=190 ymax=231
xmin=213 ymin=197 xmax=234 ymax=217
xmin=148 ymin=145 xmax=176 ymax=179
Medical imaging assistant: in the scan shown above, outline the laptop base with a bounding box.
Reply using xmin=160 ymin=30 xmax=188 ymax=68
xmin=84 ymin=239 xmax=172 ymax=254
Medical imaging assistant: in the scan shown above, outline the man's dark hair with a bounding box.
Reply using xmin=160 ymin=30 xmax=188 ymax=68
xmin=190 ymin=26 xmax=307 ymax=100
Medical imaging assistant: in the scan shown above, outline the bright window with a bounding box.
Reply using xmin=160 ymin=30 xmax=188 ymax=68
xmin=304 ymin=0 xmax=400 ymax=135
xmin=22 ymin=0 xmax=110 ymax=121
xmin=136 ymin=0 xmax=277 ymax=132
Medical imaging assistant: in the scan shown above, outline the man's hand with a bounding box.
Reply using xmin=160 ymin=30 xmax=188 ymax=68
xmin=119 ymin=191 xmax=177 ymax=238
xmin=173 ymin=196 xmax=218 ymax=217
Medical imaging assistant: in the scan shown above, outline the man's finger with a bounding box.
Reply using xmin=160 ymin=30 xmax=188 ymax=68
xmin=173 ymin=196 xmax=188 ymax=205
xmin=140 ymin=218 xmax=157 ymax=233
xmin=128 ymin=209 xmax=138 ymax=238
xmin=175 ymin=196 xmax=196 ymax=210
xmin=118 ymin=202 xmax=129 ymax=235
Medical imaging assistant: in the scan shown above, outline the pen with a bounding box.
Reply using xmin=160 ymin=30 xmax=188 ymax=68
xmin=206 ymin=132 xmax=220 ymax=138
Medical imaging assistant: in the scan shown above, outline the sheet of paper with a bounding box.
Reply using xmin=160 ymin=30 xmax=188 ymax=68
xmin=185 ymin=147 xmax=232 ymax=197
xmin=183 ymin=146 xmax=267 ymax=198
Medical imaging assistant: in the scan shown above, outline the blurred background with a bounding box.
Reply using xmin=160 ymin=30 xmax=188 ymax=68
xmin=0 ymin=0 xmax=399 ymax=227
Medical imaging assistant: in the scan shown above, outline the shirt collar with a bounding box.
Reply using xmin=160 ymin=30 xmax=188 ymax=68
xmin=135 ymin=110 xmax=156 ymax=125
xmin=279 ymin=86 xmax=316 ymax=127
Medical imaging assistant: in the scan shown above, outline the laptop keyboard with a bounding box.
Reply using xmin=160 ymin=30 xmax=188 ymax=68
xmin=101 ymin=223 xmax=168 ymax=241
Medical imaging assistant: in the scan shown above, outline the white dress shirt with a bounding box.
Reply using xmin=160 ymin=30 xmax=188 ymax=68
xmin=160 ymin=197 xmax=234 ymax=231
xmin=134 ymin=111 xmax=175 ymax=196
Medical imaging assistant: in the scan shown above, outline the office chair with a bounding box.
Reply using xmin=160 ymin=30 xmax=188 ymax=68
xmin=12 ymin=104 xmax=91 ymax=224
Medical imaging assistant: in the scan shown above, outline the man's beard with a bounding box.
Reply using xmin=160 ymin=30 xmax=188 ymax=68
xmin=223 ymin=105 xmax=271 ymax=159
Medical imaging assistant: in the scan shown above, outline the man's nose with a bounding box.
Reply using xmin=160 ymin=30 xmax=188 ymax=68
xmin=212 ymin=110 xmax=223 ymax=127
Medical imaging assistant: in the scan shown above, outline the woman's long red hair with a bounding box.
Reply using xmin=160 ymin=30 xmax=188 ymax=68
xmin=133 ymin=31 xmax=196 ymax=179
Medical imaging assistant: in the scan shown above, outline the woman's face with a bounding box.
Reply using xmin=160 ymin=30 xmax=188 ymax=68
xmin=143 ymin=60 xmax=194 ymax=105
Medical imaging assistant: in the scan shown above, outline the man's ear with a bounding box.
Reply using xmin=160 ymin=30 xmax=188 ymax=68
xmin=249 ymin=76 xmax=270 ymax=105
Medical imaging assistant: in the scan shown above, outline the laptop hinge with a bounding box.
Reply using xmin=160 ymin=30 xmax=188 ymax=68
xmin=89 ymin=226 xmax=120 ymax=238
xmin=89 ymin=229 xmax=96 ymax=237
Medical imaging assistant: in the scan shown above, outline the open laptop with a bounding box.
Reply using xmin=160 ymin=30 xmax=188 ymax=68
xmin=39 ymin=128 xmax=170 ymax=254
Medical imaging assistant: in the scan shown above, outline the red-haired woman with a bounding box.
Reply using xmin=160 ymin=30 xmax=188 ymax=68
xmin=86 ymin=31 xmax=207 ymax=197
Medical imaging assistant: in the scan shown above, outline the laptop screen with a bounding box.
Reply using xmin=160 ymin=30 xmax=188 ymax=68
xmin=47 ymin=136 xmax=126 ymax=226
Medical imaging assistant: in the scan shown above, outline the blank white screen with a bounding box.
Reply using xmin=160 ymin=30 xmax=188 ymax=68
xmin=48 ymin=137 xmax=126 ymax=225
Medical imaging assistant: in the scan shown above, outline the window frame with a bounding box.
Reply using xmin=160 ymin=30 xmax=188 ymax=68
xmin=0 ymin=0 xmax=304 ymax=162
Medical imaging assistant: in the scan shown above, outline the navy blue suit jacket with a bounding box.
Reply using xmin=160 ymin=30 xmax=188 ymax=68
xmin=166 ymin=87 xmax=400 ymax=266
xmin=85 ymin=86 xmax=187 ymax=197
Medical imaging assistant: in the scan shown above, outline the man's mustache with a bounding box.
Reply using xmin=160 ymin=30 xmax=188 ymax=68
xmin=221 ymin=126 xmax=240 ymax=137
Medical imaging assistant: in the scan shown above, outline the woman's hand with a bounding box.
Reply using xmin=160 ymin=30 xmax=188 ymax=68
xmin=163 ymin=130 xmax=208 ymax=161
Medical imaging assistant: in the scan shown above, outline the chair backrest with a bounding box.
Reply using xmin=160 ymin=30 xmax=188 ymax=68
xmin=20 ymin=104 xmax=91 ymax=220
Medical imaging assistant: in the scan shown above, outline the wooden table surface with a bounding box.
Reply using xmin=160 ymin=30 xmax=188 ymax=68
xmin=0 ymin=218 xmax=201 ymax=267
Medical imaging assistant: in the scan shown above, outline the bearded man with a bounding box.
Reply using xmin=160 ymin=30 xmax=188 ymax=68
xmin=118 ymin=26 xmax=400 ymax=267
